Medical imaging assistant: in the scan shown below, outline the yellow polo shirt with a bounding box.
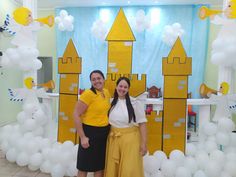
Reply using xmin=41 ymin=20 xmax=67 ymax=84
xmin=79 ymin=88 xmax=110 ymax=127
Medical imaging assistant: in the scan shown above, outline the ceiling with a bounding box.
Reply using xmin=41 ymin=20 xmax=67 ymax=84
xmin=15 ymin=0 xmax=222 ymax=9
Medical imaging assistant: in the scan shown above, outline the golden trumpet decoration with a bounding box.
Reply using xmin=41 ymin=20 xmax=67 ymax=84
xmin=35 ymin=15 xmax=54 ymax=27
xmin=199 ymin=6 xmax=223 ymax=20
xmin=199 ymin=83 xmax=218 ymax=98
xmin=37 ymin=80 xmax=55 ymax=90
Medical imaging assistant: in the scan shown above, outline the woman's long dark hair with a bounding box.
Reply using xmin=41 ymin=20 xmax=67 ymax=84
xmin=108 ymin=77 xmax=136 ymax=123
xmin=89 ymin=70 xmax=105 ymax=94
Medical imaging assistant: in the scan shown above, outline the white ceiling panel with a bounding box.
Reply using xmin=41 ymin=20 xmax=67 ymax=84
xmin=15 ymin=0 xmax=222 ymax=9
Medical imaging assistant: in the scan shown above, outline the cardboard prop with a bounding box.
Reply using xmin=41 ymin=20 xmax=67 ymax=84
xmin=58 ymin=39 xmax=82 ymax=143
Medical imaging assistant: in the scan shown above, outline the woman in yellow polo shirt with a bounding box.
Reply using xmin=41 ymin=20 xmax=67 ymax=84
xmin=74 ymin=70 xmax=110 ymax=177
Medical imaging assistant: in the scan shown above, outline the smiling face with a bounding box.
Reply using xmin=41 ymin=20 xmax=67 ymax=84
xmin=116 ymin=79 xmax=130 ymax=99
xmin=90 ymin=73 xmax=105 ymax=91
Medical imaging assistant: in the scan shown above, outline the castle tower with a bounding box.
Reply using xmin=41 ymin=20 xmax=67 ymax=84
xmin=58 ymin=39 xmax=82 ymax=143
xmin=162 ymin=37 xmax=192 ymax=155
xmin=146 ymin=111 xmax=163 ymax=154
xmin=105 ymin=8 xmax=146 ymax=97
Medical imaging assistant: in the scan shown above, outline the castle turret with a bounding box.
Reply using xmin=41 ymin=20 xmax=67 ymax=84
xmin=58 ymin=39 xmax=82 ymax=143
xmin=162 ymin=37 xmax=192 ymax=155
xmin=105 ymin=8 xmax=146 ymax=97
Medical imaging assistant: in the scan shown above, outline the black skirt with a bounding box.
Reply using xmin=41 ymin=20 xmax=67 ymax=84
xmin=77 ymin=123 xmax=110 ymax=172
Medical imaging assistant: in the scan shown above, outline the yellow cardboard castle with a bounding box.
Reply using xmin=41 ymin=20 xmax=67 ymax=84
xmin=162 ymin=37 xmax=192 ymax=155
xmin=146 ymin=111 xmax=163 ymax=154
xmin=58 ymin=39 xmax=82 ymax=143
xmin=104 ymin=8 xmax=146 ymax=97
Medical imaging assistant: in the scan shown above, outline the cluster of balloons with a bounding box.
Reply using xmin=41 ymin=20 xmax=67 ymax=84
xmin=162 ymin=23 xmax=185 ymax=47
xmin=211 ymin=21 xmax=236 ymax=67
xmin=91 ymin=19 xmax=108 ymax=41
xmin=143 ymin=117 xmax=236 ymax=177
xmin=55 ymin=10 xmax=74 ymax=32
xmin=0 ymin=96 xmax=78 ymax=177
xmin=133 ymin=9 xmax=151 ymax=32
xmin=1 ymin=46 xmax=42 ymax=71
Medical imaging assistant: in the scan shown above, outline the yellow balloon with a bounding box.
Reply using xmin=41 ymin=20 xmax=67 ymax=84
xmin=220 ymin=82 xmax=229 ymax=95
xmin=24 ymin=77 xmax=34 ymax=89
xmin=227 ymin=0 xmax=236 ymax=18
xmin=13 ymin=7 xmax=32 ymax=26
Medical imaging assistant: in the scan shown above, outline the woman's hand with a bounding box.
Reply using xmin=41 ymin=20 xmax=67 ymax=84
xmin=140 ymin=143 xmax=147 ymax=156
xmin=80 ymin=136 xmax=90 ymax=149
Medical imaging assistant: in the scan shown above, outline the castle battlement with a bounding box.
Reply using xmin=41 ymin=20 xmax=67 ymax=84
xmin=58 ymin=39 xmax=82 ymax=74
xmin=58 ymin=56 xmax=81 ymax=74
xmin=162 ymin=57 xmax=192 ymax=75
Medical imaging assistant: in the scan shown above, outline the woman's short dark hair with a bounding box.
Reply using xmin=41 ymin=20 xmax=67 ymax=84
xmin=89 ymin=70 xmax=105 ymax=94
xmin=108 ymin=76 xmax=136 ymax=123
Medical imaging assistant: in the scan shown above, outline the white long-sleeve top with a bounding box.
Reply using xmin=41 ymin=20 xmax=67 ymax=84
xmin=109 ymin=97 xmax=147 ymax=128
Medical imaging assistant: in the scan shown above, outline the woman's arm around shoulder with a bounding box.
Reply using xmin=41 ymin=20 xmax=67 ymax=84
xmin=73 ymin=100 xmax=89 ymax=148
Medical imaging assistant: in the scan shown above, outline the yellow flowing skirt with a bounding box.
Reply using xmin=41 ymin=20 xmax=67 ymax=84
xmin=104 ymin=126 xmax=144 ymax=177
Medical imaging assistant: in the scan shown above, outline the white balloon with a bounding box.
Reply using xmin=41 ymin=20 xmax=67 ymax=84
xmin=59 ymin=151 xmax=73 ymax=166
xmin=40 ymin=138 xmax=51 ymax=150
xmin=23 ymin=119 xmax=37 ymax=131
xmin=24 ymin=132 xmax=34 ymax=139
xmin=68 ymin=15 xmax=74 ymax=23
xmin=58 ymin=22 xmax=66 ymax=31
xmin=6 ymin=148 xmax=18 ymax=162
xmin=60 ymin=10 xmax=68 ymax=17
xmin=65 ymin=161 xmax=77 ymax=177
xmin=16 ymin=137 xmax=27 ymax=152
xmin=28 ymin=164 xmax=39 ymax=171
xmin=224 ymin=160 xmax=236 ymax=176
xmin=153 ymin=150 xmax=167 ymax=164
xmin=218 ymin=118 xmax=235 ymax=133
xmin=205 ymin=160 xmax=222 ymax=177
xmin=205 ymin=140 xmax=218 ymax=153
xmin=32 ymin=126 xmax=44 ymax=136
xmin=230 ymin=133 xmax=236 ymax=147
xmin=169 ymin=150 xmax=185 ymax=166
xmin=193 ymin=170 xmax=207 ymax=177
xmin=203 ymin=122 xmax=217 ymax=136
xmin=175 ymin=166 xmax=191 ymax=177
xmin=185 ymin=143 xmax=197 ymax=156
xmin=143 ymin=155 xmax=160 ymax=174
xmin=221 ymin=171 xmax=232 ymax=177
xmin=25 ymin=140 xmax=39 ymax=155
xmin=51 ymin=164 xmax=66 ymax=177
xmin=62 ymin=140 xmax=74 ymax=151
xmin=209 ymin=150 xmax=225 ymax=164
xmin=226 ymin=152 xmax=236 ymax=161
xmin=16 ymin=152 xmax=29 ymax=166
xmin=8 ymin=133 xmax=21 ymax=146
xmin=29 ymin=153 xmax=43 ymax=167
xmin=48 ymin=148 xmax=61 ymax=163
xmin=195 ymin=151 xmax=209 ymax=170
xmin=183 ymin=157 xmax=198 ymax=174
xmin=40 ymin=160 xmax=52 ymax=173
xmin=55 ymin=16 xmax=61 ymax=24
xmin=172 ymin=23 xmax=181 ymax=30
xmin=32 ymin=59 xmax=42 ymax=70
xmin=160 ymin=159 xmax=177 ymax=177
xmin=216 ymin=132 xmax=231 ymax=146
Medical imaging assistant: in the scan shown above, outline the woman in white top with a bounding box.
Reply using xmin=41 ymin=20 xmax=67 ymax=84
xmin=104 ymin=77 xmax=147 ymax=177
